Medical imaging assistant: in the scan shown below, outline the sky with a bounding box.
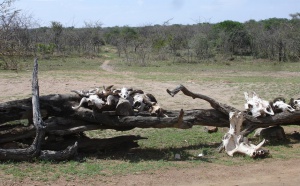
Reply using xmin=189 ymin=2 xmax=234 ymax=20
xmin=15 ymin=0 xmax=300 ymax=27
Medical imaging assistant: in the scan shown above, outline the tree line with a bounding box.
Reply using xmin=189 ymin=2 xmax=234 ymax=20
xmin=1 ymin=0 xmax=300 ymax=70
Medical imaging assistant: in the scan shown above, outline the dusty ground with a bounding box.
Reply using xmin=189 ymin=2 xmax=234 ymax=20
xmin=1 ymin=60 xmax=300 ymax=186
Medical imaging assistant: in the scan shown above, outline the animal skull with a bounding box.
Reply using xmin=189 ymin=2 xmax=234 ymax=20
xmin=273 ymin=100 xmax=295 ymax=113
xmin=222 ymin=112 xmax=268 ymax=158
xmin=118 ymin=87 xmax=132 ymax=99
xmin=133 ymin=93 xmax=146 ymax=112
xmin=102 ymin=85 xmax=114 ymax=96
xmin=71 ymin=88 xmax=101 ymax=97
xmin=244 ymin=92 xmax=274 ymax=117
xmin=289 ymin=98 xmax=300 ymax=110
xmin=72 ymin=95 xmax=104 ymax=110
xmin=106 ymin=95 xmax=119 ymax=106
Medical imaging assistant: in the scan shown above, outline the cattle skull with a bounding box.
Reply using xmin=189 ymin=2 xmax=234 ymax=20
xmin=222 ymin=112 xmax=268 ymax=158
xmin=273 ymin=100 xmax=295 ymax=113
xmin=117 ymin=87 xmax=134 ymax=107
xmin=72 ymin=95 xmax=104 ymax=110
xmin=71 ymin=88 xmax=101 ymax=97
xmin=244 ymin=92 xmax=274 ymax=117
xmin=132 ymin=93 xmax=157 ymax=112
xmin=118 ymin=87 xmax=129 ymax=99
xmin=289 ymin=98 xmax=300 ymax=110
xmin=132 ymin=93 xmax=146 ymax=112
xmin=102 ymin=85 xmax=114 ymax=96
xmin=106 ymin=95 xmax=119 ymax=106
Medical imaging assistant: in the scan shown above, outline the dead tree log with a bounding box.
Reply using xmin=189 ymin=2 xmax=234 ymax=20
xmin=0 ymin=59 xmax=77 ymax=161
xmin=1 ymin=85 xmax=300 ymax=143
xmin=166 ymin=84 xmax=300 ymax=135
xmin=1 ymin=84 xmax=300 ymax=137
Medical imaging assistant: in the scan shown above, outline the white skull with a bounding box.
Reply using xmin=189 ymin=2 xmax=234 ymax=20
xmin=132 ymin=93 xmax=145 ymax=112
xmin=72 ymin=94 xmax=104 ymax=110
xmin=86 ymin=95 xmax=105 ymax=109
xmin=273 ymin=100 xmax=295 ymax=113
xmin=291 ymin=99 xmax=300 ymax=110
xmin=119 ymin=87 xmax=130 ymax=99
xmin=244 ymin=92 xmax=274 ymax=117
xmin=222 ymin=112 xmax=267 ymax=158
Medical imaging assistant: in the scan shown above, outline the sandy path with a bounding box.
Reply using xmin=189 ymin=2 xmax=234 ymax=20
xmin=107 ymin=158 xmax=300 ymax=186
xmin=100 ymin=60 xmax=114 ymax=72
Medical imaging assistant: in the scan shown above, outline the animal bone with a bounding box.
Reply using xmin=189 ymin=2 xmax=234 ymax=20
xmin=244 ymin=92 xmax=274 ymax=117
xmin=132 ymin=93 xmax=156 ymax=112
xmin=149 ymin=103 xmax=168 ymax=117
xmin=71 ymin=85 xmax=118 ymax=110
xmin=118 ymin=87 xmax=131 ymax=99
xmin=272 ymin=100 xmax=295 ymax=113
xmin=222 ymin=111 xmax=268 ymax=158
xmin=106 ymin=95 xmax=119 ymax=106
xmin=289 ymin=98 xmax=300 ymax=110
xmin=71 ymin=88 xmax=101 ymax=97
xmin=71 ymin=86 xmax=166 ymax=116
xmin=72 ymin=95 xmax=104 ymax=110
xmin=102 ymin=85 xmax=114 ymax=96
xmin=71 ymin=85 xmax=115 ymax=98
xmin=132 ymin=93 xmax=146 ymax=112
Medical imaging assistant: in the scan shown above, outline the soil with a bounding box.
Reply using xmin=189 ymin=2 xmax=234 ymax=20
xmin=1 ymin=60 xmax=300 ymax=186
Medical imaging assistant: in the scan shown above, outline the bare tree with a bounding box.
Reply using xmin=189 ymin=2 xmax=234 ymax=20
xmin=0 ymin=0 xmax=36 ymax=69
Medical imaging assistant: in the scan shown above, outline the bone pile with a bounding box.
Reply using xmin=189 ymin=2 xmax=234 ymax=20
xmin=244 ymin=92 xmax=297 ymax=118
xmin=71 ymin=85 xmax=165 ymax=116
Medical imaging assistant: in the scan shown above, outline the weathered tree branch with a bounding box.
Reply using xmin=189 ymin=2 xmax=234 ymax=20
xmin=0 ymin=59 xmax=45 ymax=160
xmin=0 ymin=59 xmax=78 ymax=161
xmin=167 ymin=84 xmax=300 ymax=135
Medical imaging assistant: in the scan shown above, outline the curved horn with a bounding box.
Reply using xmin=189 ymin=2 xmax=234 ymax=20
xmin=254 ymin=139 xmax=266 ymax=151
xmin=287 ymin=105 xmax=295 ymax=112
xmin=244 ymin=92 xmax=249 ymax=101
xmin=263 ymin=107 xmax=274 ymax=116
xmin=72 ymin=97 xmax=88 ymax=110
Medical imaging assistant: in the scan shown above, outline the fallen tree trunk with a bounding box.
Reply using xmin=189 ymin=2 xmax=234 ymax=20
xmin=166 ymin=84 xmax=300 ymax=134
xmin=1 ymin=86 xmax=300 ymax=144
xmin=1 ymin=87 xmax=300 ymax=140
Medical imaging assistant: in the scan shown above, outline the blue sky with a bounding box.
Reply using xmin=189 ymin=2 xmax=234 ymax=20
xmin=15 ymin=0 xmax=300 ymax=27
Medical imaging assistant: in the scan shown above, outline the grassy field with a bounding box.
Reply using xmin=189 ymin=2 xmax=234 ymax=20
xmin=1 ymin=50 xmax=300 ymax=183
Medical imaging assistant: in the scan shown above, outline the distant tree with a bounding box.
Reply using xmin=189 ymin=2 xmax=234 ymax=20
xmin=132 ymin=25 xmax=153 ymax=66
xmin=150 ymin=24 xmax=171 ymax=61
xmin=104 ymin=27 xmax=122 ymax=57
xmin=213 ymin=20 xmax=250 ymax=57
xmin=50 ymin=21 xmax=63 ymax=52
xmin=0 ymin=0 xmax=35 ymax=69
xmin=189 ymin=22 xmax=213 ymax=61
xmin=189 ymin=33 xmax=211 ymax=60
xmin=287 ymin=13 xmax=300 ymax=61
xmin=167 ymin=24 xmax=191 ymax=62
xmin=261 ymin=18 xmax=289 ymax=61
xmin=120 ymin=26 xmax=138 ymax=62
xmin=83 ymin=20 xmax=104 ymax=54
